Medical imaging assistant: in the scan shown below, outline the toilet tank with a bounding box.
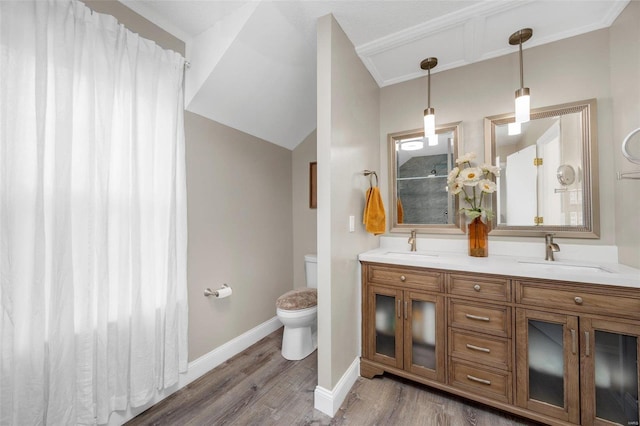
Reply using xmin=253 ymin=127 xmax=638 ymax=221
xmin=304 ymin=254 xmax=318 ymax=289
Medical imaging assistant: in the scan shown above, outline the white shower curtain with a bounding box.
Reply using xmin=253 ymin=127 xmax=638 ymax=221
xmin=0 ymin=1 xmax=188 ymax=424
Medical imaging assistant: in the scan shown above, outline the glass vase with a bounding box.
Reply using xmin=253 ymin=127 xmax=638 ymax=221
xmin=468 ymin=217 xmax=488 ymax=257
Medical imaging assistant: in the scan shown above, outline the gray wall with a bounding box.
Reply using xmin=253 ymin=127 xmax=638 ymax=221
xmin=317 ymin=14 xmax=380 ymax=390
xmin=610 ymin=2 xmax=640 ymax=268
xmin=292 ymin=131 xmax=318 ymax=288
xmin=185 ymin=112 xmax=293 ymax=360
xmin=380 ymin=28 xmax=617 ymax=247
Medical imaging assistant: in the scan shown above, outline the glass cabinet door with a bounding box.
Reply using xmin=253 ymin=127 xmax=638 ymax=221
xmin=403 ymin=291 xmax=445 ymax=381
xmin=581 ymin=318 xmax=640 ymax=426
xmin=516 ymin=309 xmax=580 ymax=424
xmin=368 ymin=285 xmax=403 ymax=368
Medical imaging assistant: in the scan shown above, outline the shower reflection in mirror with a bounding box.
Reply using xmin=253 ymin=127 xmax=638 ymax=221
xmin=388 ymin=122 xmax=461 ymax=233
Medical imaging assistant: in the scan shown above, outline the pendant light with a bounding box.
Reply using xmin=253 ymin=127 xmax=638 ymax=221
xmin=509 ymin=28 xmax=533 ymax=123
xmin=421 ymin=57 xmax=438 ymax=137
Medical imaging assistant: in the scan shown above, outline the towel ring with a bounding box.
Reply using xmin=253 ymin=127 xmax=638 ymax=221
xmin=622 ymin=127 xmax=640 ymax=165
xmin=363 ymin=170 xmax=378 ymax=187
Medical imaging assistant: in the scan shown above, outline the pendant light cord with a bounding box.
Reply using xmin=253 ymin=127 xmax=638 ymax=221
xmin=427 ymin=67 xmax=431 ymax=108
xmin=519 ymin=37 xmax=524 ymax=89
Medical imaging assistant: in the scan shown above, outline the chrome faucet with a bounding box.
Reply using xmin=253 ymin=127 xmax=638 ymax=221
xmin=545 ymin=233 xmax=560 ymax=261
xmin=408 ymin=230 xmax=417 ymax=252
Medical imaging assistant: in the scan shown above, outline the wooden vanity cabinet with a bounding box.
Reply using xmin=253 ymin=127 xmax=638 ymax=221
xmin=447 ymin=273 xmax=513 ymax=404
xmin=360 ymin=260 xmax=640 ymax=426
xmin=515 ymin=308 xmax=581 ymax=423
xmin=579 ymin=318 xmax=640 ymax=426
xmin=361 ymin=264 xmax=446 ymax=383
xmin=515 ymin=280 xmax=640 ymax=426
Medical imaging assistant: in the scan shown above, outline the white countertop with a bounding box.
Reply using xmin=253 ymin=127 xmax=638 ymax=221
xmin=358 ymin=247 xmax=640 ymax=289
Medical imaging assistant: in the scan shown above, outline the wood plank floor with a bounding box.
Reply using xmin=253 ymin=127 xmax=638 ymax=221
xmin=126 ymin=329 xmax=541 ymax=425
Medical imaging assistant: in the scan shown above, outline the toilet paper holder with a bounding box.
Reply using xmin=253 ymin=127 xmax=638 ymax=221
xmin=204 ymin=284 xmax=231 ymax=297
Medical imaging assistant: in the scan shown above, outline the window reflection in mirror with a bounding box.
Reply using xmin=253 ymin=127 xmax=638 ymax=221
xmin=388 ymin=122 xmax=463 ymax=234
xmin=485 ymin=99 xmax=599 ymax=238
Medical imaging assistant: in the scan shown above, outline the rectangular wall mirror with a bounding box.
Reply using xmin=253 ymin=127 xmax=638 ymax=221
xmin=388 ymin=122 xmax=463 ymax=234
xmin=484 ymin=99 xmax=599 ymax=238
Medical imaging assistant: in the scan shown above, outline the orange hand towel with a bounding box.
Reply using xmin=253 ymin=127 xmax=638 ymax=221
xmin=363 ymin=186 xmax=386 ymax=235
xmin=397 ymin=197 xmax=404 ymax=224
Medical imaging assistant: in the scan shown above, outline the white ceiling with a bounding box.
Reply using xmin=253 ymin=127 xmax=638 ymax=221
xmin=120 ymin=0 xmax=629 ymax=150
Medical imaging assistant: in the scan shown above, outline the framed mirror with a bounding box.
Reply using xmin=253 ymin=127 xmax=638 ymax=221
xmin=484 ymin=99 xmax=599 ymax=238
xmin=388 ymin=122 xmax=463 ymax=234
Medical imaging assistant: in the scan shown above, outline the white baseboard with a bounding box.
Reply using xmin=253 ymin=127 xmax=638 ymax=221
xmin=314 ymin=357 xmax=360 ymax=417
xmin=108 ymin=316 xmax=283 ymax=425
xmin=187 ymin=316 xmax=282 ymax=383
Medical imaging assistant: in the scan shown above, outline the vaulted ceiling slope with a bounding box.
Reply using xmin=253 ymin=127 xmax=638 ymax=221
xmin=120 ymin=0 xmax=628 ymax=150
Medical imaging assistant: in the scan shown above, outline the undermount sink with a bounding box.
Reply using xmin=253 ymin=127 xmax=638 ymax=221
xmin=383 ymin=251 xmax=438 ymax=258
xmin=517 ymin=260 xmax=612 ymax=274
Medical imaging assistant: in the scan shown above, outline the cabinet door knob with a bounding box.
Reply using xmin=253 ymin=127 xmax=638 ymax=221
xmin=400 ymin=275 xmax=406 ymax=282
xmin=574 ymin=296 xmax=583 ymax=305
xmin=473 ymin=284 xmax=481 ymax=292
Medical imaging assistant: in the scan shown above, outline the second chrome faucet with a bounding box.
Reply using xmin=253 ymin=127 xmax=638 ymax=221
xmin=408 ymin=230 xmax=417 ymax=252
xmin=545 ymin=233 xmax=560 ymax=261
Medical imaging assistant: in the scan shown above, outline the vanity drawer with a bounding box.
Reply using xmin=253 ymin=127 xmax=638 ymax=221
xmin=448 ymin=273 xmax=511 ymax=301
xmin=449 ymin=300 xmax=511 ymax=338
xmin=449 ymin=329 xmax=511 ymax=371
xmin=516 ymin=281 xmax=640 ymax=319
xmin=449 ymin=359 xmax=512 ymax=404
xmin=368 ymin=264 xmax=443 ymax=292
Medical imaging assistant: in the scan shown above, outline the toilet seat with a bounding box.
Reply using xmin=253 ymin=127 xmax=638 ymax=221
xmin=276 ymin=288 xmax=317 ymax=311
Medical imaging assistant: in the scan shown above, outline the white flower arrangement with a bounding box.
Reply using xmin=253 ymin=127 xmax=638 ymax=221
xmin=447 ymin=152 xmax=500 ymax=220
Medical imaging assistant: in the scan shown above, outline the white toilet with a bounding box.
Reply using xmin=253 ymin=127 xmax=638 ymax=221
xmin=276 ymin=254 xmax=317 ymax=360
